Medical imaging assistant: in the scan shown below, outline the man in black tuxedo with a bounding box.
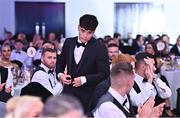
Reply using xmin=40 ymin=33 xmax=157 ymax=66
xmin=56 ymin=14 xmax=110 ymax=112
xmin=170 ymin=35 xmax=180 ymax=56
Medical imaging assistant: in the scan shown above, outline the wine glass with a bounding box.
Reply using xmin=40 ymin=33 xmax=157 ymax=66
xmin=11 ymin=67 xmax=18 ymax=86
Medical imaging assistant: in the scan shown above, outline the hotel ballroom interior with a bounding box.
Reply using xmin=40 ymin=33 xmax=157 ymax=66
xmin=1 ymin=0 xmax=180 ymax=117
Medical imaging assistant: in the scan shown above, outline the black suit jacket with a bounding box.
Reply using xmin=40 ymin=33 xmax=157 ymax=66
xmin=87 ymin=79 xmax=110 ymax=113
xmin=0 ymin=66 xmax=8 ymax=84
xmin=56 ymin=36 xmax=110 ymax=111
xmin=0 ymin=66 xmax=12 ymax=102
xmin=170 ymin=44 xmax=180 ymax=56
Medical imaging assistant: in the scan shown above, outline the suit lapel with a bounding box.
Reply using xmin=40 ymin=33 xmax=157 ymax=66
xmin=68 ymin=37 xmax=77 ymax=72
xmin=77 ymin=38 xmax=95 ymax=71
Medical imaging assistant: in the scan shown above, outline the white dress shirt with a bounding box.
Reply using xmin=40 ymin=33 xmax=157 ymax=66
xmin=94 ymin=87 xmax=130 ymax=118
xmin=153 ymin=75 xmax=172 ymax=98
xmin=33 ymin=48 xmax=42 ymax=60
xmin=31 ymin=64 xmax=63 ymax=95
xmin=10 ymin=49 xmax=32 ymax=67
xmin=74 ymin=39 xmax=86 ymax=64
xmin=130 ymin=73 xmax=172 ymax=107
xmin=74 ymin=38 xmax=87 ymax=84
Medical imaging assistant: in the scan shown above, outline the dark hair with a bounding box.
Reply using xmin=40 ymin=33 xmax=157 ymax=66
xmin=135 ymin=34 xmax=143 ymax=41
xmin=107 ymin=43 xmax=119 ymax=48
xmin=161 ymin=34 xmax=169 ymax=39
xmin=145 ymin=41 xmax=157 ymax=53
xmin=79 ymin=14 xmax=98 ymax=31
xmin=110 ymin=62 xmax=133 ymax=77
xmin=97 ymin=38 xmax=104 ymax=43
xmin=11 ymin=60 xmax=23 ymax=68
xmin=42 ymin=48 xmax=56 ymax=55
xmin=135 ymin=52 xmax=154 ymax=68
xmin=135 ymin=52 xmax=154 ymax=61
xmin=113 ymin=33 xmax=121 ymax=39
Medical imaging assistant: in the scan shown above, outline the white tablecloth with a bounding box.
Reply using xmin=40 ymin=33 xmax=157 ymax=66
xmin=161 ymin=69 xmax=180 ymax=110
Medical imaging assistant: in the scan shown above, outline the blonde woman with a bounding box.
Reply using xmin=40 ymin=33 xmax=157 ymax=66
xmin=6 ymin=96 xmax=44 ymax=118
xmin=0 ymin=44 xmax=19 ymax=102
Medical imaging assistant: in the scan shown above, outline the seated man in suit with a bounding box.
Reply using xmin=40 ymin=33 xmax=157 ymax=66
xmin=92 ymin=63 xmax=165 ymax=117
xmin=170 ymin=35 xmax=180 ymax=56
xmin=31 ymin=48 xmax=63 ymax=95
xmin=107 ymin=43 xmax=119 ymax=65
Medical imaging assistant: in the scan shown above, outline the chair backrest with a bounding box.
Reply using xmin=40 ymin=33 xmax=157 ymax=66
xmin=20 ymin=82 xmax=53 ymax=102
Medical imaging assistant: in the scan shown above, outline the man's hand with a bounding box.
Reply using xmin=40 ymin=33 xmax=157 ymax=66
xmin=72 ymin=77 xmax=82 ymax=87
xmin=145 ymin=65 xmax=154 ymax=83
xmin=144 ymin=58 xmax=155 ymax=83
xmin=5 ymin=86 xmax=12 ymax=93
xmin=0 ymin=83 xmax=5 ymax=92
xmin=151 ymin=102 xmax=165 ymax=118
xmin=59 ymin=74 xmax=72 ymax=85
xmin=138 ymin=96 xmax=155 ymax=118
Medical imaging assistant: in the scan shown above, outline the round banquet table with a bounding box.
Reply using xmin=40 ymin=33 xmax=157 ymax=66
xmin=161 ymin=69 xmax=180 ymax=110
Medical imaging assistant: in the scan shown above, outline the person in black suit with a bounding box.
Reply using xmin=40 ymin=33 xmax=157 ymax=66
xmin=170 ymin=35 xmax=180 ymax=56
xmin=56 ymin=14 xmax=110 ymax=112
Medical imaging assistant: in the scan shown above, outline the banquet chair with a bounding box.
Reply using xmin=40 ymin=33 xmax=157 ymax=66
xmin=20 ymin=82 xmax=53 ymax=103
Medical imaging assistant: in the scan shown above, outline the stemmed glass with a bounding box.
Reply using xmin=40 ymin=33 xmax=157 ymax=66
xmin=11 ymin=67 xmax=19 ymax=86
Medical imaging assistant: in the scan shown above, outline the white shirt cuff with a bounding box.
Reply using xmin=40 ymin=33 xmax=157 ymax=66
xmin=154 ymin=77 xmax=167 ymax=89
xmin=57 ymin=73 xmax=64 ymax=78
xmin=80 ymin=76 xmax=87 ymax=85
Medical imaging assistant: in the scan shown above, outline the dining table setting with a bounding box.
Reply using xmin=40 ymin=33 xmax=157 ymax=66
xmin=160 ymin=56 xmax=180 ymax=110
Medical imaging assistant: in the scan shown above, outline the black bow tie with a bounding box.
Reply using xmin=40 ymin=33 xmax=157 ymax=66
xmin=15 ymin=51 xmax=21 ymax=54
xmin=122 ymin=99 xmax=127 ymax=106
xmin=76 ymin=41 xmax=86 ymax=48
xmin=143 ymin=78 xmax=148 ymax=83
xmin=48 ymin=70 xmax=54 ymax=74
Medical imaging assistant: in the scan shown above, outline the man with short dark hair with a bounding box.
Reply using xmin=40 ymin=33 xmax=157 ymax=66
xmin=56 ymin=14 xmax=110 ymax=112
xmin=113 ymin=32 xmax=124 ymax=52
xmin=107 ymin=43 xmax=119 ymax=64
